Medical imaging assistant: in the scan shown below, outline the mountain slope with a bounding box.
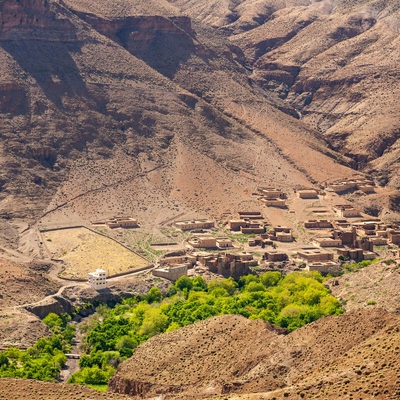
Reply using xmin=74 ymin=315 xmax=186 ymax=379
xmin=109 ymin=309 xmax=400 ymax=399
xmin=0 ymin=0 xmax=359 ymax=257
xmin=170 ymin=0 xmax=400 ymax=193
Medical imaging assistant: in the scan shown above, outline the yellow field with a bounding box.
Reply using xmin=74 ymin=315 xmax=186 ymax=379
xmin=43 ymin=227 xmax=150 ymax=279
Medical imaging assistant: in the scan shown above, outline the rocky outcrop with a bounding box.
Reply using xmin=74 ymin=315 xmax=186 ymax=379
xmin=25 ymin=297 xmax=67 ymax=319
xmin=0 ymin=309 xmax=51 ymax=349
xmin=107 ymin=379 xmax=153 ymax=397
xmin=70 ymin=11 xmax=194 ymax=44
xmin=108 ymin=315 xmax=284 ymax=398
xmin=68 ymin=11 xmax=196 ymax=77
xmin=0 ymin=0 xmax=75 ymax=39
xmin=0 ymin=83 xmax=29 ymax=115
xmin=389 ymin=193 xmax=400 ymax=212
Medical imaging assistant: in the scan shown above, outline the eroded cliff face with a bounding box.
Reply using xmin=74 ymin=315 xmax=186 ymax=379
xmin=69 ymin=11 xmax=197 ymax=78
xmin=1 ymin=0 xmax=50 ymax=31
xmin=0 ymin=0 xmax=75 ymax=36
xmin=108 ymin=378 xmax=153 ymax=397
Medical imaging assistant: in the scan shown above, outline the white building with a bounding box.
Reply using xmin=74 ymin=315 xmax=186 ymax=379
xmin=88 ymin=269 xmax=107 ymax=290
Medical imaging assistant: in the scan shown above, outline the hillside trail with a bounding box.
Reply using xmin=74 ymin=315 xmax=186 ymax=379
xmin=8 ymin=266 xmax=151 ymax=314
xmin=3 ymin=283 xmax=88 ymax=315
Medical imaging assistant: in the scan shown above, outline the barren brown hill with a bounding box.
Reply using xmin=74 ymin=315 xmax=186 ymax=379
xmin=0 ymin=378 xmax=131 ymax=400
xmin=0 ymin=308 xmax=50 ymax=349
xmin=327 ymin=260 xmax=400 ymax=313
xmin=171 ymin=0 xmax=400 ymax=195
xmin=109 ymin=309 xmax=400 ymax=399
xmin=0 ymin=258 xmax=60 ymax=308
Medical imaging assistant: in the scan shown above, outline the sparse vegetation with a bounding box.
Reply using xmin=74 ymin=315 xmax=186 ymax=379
xmin=383 ymin=259 xmax=395 ymax=265
xmin=342 ymin=259 xmax=378 ymax=274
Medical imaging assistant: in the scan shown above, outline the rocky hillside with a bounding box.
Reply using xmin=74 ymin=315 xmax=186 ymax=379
xmin=1 ymin=0 xmax=367 ymax=257
xmin=0 ymin=258 xmax=59 ymax=308
xmin=0 ymin=378 xmax=131 ymax=400
xmin=171 ymin=0 xmax=400 ymax=194
xmin=109 ymin=309 xmax=400 ymax=399
xmin=327 ymin=259 xmax=400 ymax=313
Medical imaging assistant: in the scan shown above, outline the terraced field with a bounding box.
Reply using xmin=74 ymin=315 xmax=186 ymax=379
xmin=42 ymin=228 xmax=150 ymax=279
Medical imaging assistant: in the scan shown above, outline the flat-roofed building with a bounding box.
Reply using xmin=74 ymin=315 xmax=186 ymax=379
xmin=240 ymin=224 xmax=265 ymax=234
xmin=327 ymin=178 xmax=375 ymax=194
xmin=229 ymin=219 xmax=248 ymax=231
xmin=88 ymin=269 xmax=107 ymax=290
xmin=258 ymin=187 xmax=285 ymax=199
xmin=188 ymin=235 xmax=217 ymax=248
xmin=297 ymin=249 xmax=334 ymax=262
xmin=202 ymin=252 xmax=257 ymax=279
xmin=261 ymin=198 xmax=287 ymax=208
xmin=297 ymin=189 xmax=319 ymax=199
xmin=152 ymin=264 xmax=188 ymax=281
xmin=370 ymin=237 xmax=388 ymax=245
xmin=313 ymin=237 xmax=342 ymax=247
xmin=334 ymin=227 xmax=357 ymax=246
xmin=263 ymin=251 xmax=288 ymax=262
xmin=388 ymin=230 xmax=400 ymax=245
xmin=174 ymin=219 xmax=215 ymax=231
xmin=307 ymin=261 xmax=340 ymax=274
xmin=105 ymin=217 xmax=139 ymax=228
xmin=159 ymin=255 xmax=197 ymax=267
xmin=333 ymin=205 xmax=361 ymax=218
xmin=337 ymin=248 xmax=364 ymax=261
xmin=216 ymin=238 xmax=234 ymax=249
xmin=229 ymin=220 xmax=265 ymax=233
xmin=276 ymin=232 xmax=294 ymax=242
xmin=268 ymin=227 xmax=294 ymax=242
xmin=363 ymin=251 xmax=377 ymax=260
xmin=304 ymin=220 xmax=333 ymax=229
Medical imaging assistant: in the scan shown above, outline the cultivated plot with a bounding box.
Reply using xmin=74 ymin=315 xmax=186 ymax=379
xmin=43 ymin=228 xmax=150 ymax=279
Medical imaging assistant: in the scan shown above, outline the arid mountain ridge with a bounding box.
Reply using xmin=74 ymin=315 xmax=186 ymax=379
xmin=1 ymin=0 xmax=398 ymax=258
xmin=0 ymin=0 xmax=354 ymax=256
xmin=174 ymin=0 xmax=400 ymax=186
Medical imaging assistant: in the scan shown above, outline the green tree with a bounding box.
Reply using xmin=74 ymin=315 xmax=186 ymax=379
xmin=175 ymin=276 xmax=193 ymax=291
xmin=0 ymin=353 xmax=9 ymax=367
xmin=208 ymin=278 xmax=237 ymax=295
xmin=43 ymin=313 xmax=63 ymax=329
xmin=260 ymin=271 xmax=282 ymax=288
xmin=145 ymin=287 xmax=162 ymax=303
xmin=244 ymin=281 xmax=266 ymax=293
xmin=139 ymin=308 xmax=169 ymax=337
xmin=192 ymin=276 xmax=207 ymax=291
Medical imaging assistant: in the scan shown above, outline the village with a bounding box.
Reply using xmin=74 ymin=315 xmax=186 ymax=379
xmin=83 ymin=178 xmax=400 ymax=289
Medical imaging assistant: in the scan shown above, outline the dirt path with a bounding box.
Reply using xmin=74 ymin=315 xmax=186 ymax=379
xmin=59 ymin=321 xmax=84 ymax=382
xmin=8 ymin=266 xmax=151 ymax=313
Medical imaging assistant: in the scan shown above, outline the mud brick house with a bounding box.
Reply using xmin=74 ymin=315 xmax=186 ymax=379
xmin=174 ymin=219 xmax=215 ymax=231
xmin=152 ymin=264 xmax=188 ymax=281
xmin=296 ymin=189 xmax=319 ymax=199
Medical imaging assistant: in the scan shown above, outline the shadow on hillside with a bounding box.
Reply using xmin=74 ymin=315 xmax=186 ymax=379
xmin=118 ymin=26 xmax=196 ymax=79
xmin=1 ymin=38 xmax=90 ymax=109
